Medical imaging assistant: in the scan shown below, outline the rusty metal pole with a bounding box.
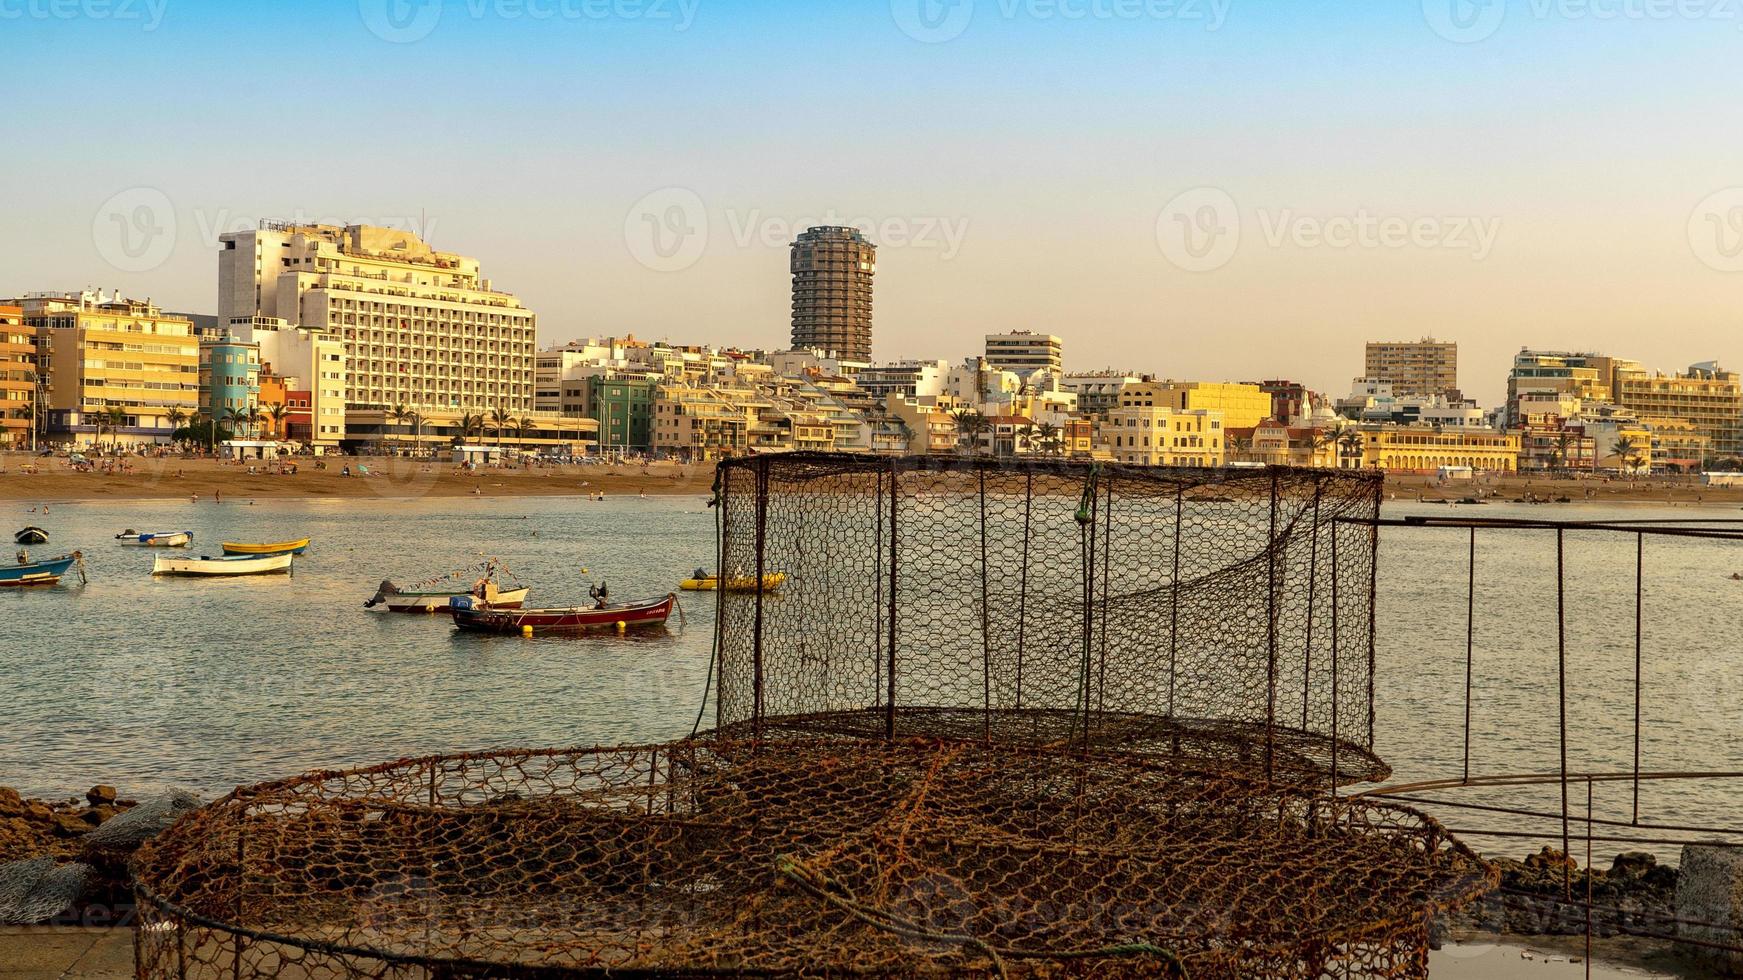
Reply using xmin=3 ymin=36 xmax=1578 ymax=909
xmin=885 ymin=458 xmax=899 ymax=740
xmin=1465 ymin=526 xmax=1476 ymax=785
xmin=1558 ymin=527 xmax=1571 ymax=901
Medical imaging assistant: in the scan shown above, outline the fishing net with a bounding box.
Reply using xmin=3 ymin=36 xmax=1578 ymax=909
xmin=84 ymin=789 xmax=201 ymax=854
xmin=710 ymin=455 xmax=1386 ymax=785
xmin=0 ymin=857 xmax=91 ymax=925
xmin=133 ymin=738 xmax=1492 ymax=979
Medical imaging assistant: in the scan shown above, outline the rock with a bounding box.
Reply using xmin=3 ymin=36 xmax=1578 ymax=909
xmin=0 ymin=858 xmax=92 ymax=924
xmin=0 ymin=788 xmax=21 ymax=816
xmin=49 ymin=814 xmax=90 ymax=839
xmin=21 ymin=802 xmax=51 ymax=823
xmin=1610 ymin=851 xmax=1657 ymax=880
xmin=85 ymin=785 xmax=116 ymax=806
xmin=1677 ymin=844 xmax=1743 ymax=975
xmin=1524 ymin=846 xmax=1579 ymax=874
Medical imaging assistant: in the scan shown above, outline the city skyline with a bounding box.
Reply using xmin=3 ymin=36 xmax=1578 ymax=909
xmin=6 ymin=1 xmax=1743 ymax=407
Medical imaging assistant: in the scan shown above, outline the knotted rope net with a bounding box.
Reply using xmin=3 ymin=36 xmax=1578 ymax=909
xmin=710 ymin=454 xmax=1386 ymax=786
xmin=134 ymin=738 xmax=1493 ymax=979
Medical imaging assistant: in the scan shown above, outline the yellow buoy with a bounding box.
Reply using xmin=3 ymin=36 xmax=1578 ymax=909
xmin=617 ymin=621 xmax=627 ymax=632
xmin=522 ymin=625 xmax=533 ymax=637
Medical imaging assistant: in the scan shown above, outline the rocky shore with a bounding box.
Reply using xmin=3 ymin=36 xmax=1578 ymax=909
xmin=0 ymin=784 xmax=198 ymax=926
xmin=1449 ymin=846 xmax=1680 ymax=940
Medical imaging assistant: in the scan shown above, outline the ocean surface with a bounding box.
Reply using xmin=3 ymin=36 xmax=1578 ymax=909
xmin=3 ymin=492 xmax=1741 ymax=861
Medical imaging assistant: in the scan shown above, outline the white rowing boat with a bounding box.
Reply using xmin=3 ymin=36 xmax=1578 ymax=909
xmin=117 ymin=530 xmax=193 ymax=548
xmin=152 ymin=552 xmax=293 ymax=577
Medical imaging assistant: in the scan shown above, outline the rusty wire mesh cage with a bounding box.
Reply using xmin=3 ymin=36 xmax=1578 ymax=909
xmin=133 ymin=737 xmax=1493 ymax=979
xmin=709 ymin=454 xmax=1387 ymax=785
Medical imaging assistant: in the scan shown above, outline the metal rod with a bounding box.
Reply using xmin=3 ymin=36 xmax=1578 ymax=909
xmin=1366 ymin=478 xmax=1381 ymax=753
xmin=1330 ymin=526 xmax=1341 ymax=794
xmin=886 ymin=458 xmax=899 ymax=740
xmin=1015 ymin=472 xmax=1031 ymax=710
xmin=1586 ymin=777 xmax=1594 ymax=980
xmin=1168 ymin=487 xmax=1182 ymax=718
xmin=751 ymin=462 xmax=768 ymax=737
xmin=1465 ymin=526 xmax=1475 ymax=784
xmin=1558 ymin=527 xmax=1571 ymax=902
xmin=1301 ymin=477 xmax=1322 ymax=730
xmin=979 ymin=468 xmax=991 ymax=739
xmin=1634 ymin=531 xmax=1644 ymax=826
xmin=1266 ymin=471 xmax=1279 ymax=781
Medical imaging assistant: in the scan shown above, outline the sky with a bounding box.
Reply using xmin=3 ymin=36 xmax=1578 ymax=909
xmin=2 ymin=0 xmax=1741 ymax=407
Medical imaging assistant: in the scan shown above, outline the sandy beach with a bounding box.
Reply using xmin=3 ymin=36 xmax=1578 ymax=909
xmin=0 ymin=454 xmax=716 ymax=503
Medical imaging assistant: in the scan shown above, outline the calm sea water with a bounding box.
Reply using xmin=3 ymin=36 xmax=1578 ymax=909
xmin=4 ymin=493 xmax=1741 ymax=860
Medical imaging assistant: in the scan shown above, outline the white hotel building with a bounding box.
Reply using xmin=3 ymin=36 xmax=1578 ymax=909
xmin=218 ymin=223 xmax=537 ymax=417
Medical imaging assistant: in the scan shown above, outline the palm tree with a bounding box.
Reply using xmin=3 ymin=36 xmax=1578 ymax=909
xmin=455 ymin=412 xmax=485 ymax=445
xmin=267 ymin=404 xmax=289 ymax=441
xmin=164 ymin=407 xmax=187 ymax=447
xmin=1338 ymin=431 xmax=1365 ymax=469
xmin=1015 ymin=423 xmax=1037 ymax=455
xmin=222 ymin=408 xmax=246 ymax=446
xmin=243 ymin=406 xmax=265 ymax=442
xmin=388 ymin=404 xmax=411 ymax=452
xmin=514 ymin=416 xmax=536 ymax=445
xmin=1228 ymin=434 xmax=1253 ymax=463
xmin=1035 ymin=421 xmax=1060 ymax=456
xmin=1611 ymin=436 xmax=1643 ymax=474
xmin=404 ymin=411 xmax=424 ymax=456
xmin=1553 ymin=432 xmax=1575 ymax=473
xmin=1313 ymin=426 xmax=1343 ymax=469
xmin=489 ymin=407 xmax=514 ymax=450
xmin=948 ymin=408 xmax=991 ymax=455
xmin=104 ymin=405 xmax=128 ymax=453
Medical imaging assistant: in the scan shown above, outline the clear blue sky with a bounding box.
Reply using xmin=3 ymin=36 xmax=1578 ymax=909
xmin=3 ymin=0 xmax=1741 ymax=405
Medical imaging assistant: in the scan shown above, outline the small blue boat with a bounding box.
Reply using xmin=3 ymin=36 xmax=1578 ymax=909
xmin=0 ymin=551 xmax=84 ymax=588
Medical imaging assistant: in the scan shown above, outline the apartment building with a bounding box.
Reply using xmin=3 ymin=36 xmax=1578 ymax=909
xmin=0 ymin=305 xmax=33 ymax=447
xmin=1118 ymin=380 xmax=1270 ymax=431
xmin=1611 ymin=361 xmax=1743 ymax=459
xmin=984 ymin=331 xmax=1063 ymax=374
xmin=219 ymin=223 xmax=536 ymax=416
xmin=1103 ymin=404 xmax=1225 ymax=467
xmin=1505 ymin=351 xmax=1615 ymax=426
xmin=198 ymin=332 xmax=262 ymax=429
xmin=241 ymin=317 xmax=348 ymax=449
xmin=11 ymin=291 xmax=197 ymax=447
xmin=1365 ymin=338 xmax=1458 ymax=398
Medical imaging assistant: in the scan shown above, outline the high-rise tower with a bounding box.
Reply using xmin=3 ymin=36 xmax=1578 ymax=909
xmin=790 ymin=226 xmax=876 ymax=362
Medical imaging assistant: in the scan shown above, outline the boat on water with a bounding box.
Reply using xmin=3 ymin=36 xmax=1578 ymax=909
xmin=152 ymin=552 xmax=294 ymax=577
xmin=116 ymin=530 xmax=193 ymax=548
xmin=0 ymin=551 xmax=85 ymax=588
xmin=222 ymin=538 xmax=310 ymax=556
xmin=365 ymin=558 xmax=531 ymax=612
xmin=449 ymin=592 xmax=677 ymax=635
xmin=679 ymin=570 xmax=787 ymax=592
xmin=14 ymin=527 xmax=48 ymax=545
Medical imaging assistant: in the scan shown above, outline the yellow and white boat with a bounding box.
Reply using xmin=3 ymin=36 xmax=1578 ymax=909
xmin=679 ymin=571 xmax=786 ymax=593
xmin=221 ymin=538 xmax=310 ymax=556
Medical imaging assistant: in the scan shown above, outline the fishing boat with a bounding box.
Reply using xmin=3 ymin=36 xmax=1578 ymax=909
xmin=222 ymin=538 xmax=310 ymax=556
xmin=152 ymin=552 xmax=293 ymax=577
xmin=115 ymin=530 xmax=193 ymax=548
xmin=14 ymin=527 xmax=48 ymax=545
xmin=366 ymin=558 xmax=531 ymax=613
xmin=679 ymin=570 xmax=787 ymax=592
xmin=449 ymin=592 xmax=677 ymax=635
xmin=0 ymin=551 xmax=85 ymax=588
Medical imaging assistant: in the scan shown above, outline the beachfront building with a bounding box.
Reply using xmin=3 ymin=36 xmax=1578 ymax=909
xmin=1060 ymin=371 xmax=1142 ymax=419
xmin=884 ymin=393 xmax=965 ymax=455
xmin=1639 ymin=416 xmax=1712 ymax=473
xmin=653 ymin=381 xmax=764 ymax=461
xmin=1365 ymin=338 xmax=1458 ymax=399
xmin=218 ymin=222 xmax=538 ymax=418
xmin=1513 ymin=392 xmax=1594 ymax=472
xmin=1610 ymin=361 xmax=1743 ymax=461
xmin=588 ymin=376 xmax=657 ymax=453
xmin=1337 ymin=424 xmax=1519 ymax=473
xmin=197 ymin=332 xmax=262 ymax=435
xmin=9 ymin=291 xmax=198 ymax=448
xmin=1103 ymin=401 xmax=1225 ymax=467
xmin=1226 ymin=420 xmax=1337 ymax=468
xmin=0 ymin=305 xmax=34 ymax=448
xmin=238 ymin=317 xmax=348 ymax=450
xmin=1504 ymin=351 xmax=1618 ymax=427
xmin=984 ymin=331 xmax=1062 ymax=374
xmin=1579 ymin=413 xmax=1655 ymax=474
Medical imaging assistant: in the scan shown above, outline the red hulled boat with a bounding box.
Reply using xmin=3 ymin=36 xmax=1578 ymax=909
xmin=448 ymin=592 xmax=677 ymax=635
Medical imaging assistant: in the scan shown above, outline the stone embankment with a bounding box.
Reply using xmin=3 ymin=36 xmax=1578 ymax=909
xmin=0 ymin=784 xmax=198 ymax=926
